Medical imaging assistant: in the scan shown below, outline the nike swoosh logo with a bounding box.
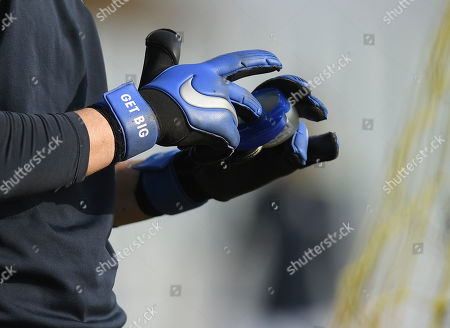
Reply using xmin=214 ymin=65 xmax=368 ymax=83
xmin=180 ymin=77 xmax=238 ymax=123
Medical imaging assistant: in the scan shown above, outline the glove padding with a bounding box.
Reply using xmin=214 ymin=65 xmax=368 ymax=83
xmin=140 ymin=50 xmax=282 ymax=159
xmin=173 ymin=74 xmax=339 ymax=202
xmin=94 ymin=29 xmax=282 ymax=162
xmin=135 ymin=74 xmax=338 ymax=215
xmin=254 ymin=75 xmax=328 ymax=122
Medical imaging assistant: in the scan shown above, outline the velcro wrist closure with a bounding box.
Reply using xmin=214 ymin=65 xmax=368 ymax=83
xmin=103 ymin=82 xmax=159 ymax=160
xmin=135 ymin=150 xmax=207 ymax=215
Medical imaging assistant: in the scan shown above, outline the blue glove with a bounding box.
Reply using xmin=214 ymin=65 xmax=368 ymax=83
xmin=171 ymin=74 xmax=339 ymax=202
xmin=93 ymin=30 xmax=282 ymax=162
xmin=135 ymin=75 xmax=339 ymax=215
xmin=237 ymin=75 xmax=329 ymax=155
xmin=140 ymin=50 xmax=282 ymax=159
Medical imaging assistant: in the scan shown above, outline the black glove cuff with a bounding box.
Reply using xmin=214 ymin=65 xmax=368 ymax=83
xmin=90 ymin=104 xmax=125 ymax=164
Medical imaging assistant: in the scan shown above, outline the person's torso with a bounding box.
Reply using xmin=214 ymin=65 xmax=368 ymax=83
xmin=0 ymin=1 xmax=126 ymax=327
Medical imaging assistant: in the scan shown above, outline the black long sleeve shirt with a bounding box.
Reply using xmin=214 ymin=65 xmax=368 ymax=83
xmin=0 ymin=1 xmax=126 ymax=327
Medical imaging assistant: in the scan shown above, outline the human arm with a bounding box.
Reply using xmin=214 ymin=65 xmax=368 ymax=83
xmin=1 ymin=28 xmax=281 ymax=202
xmin=0 ymin=108 xmax=114 ymax=201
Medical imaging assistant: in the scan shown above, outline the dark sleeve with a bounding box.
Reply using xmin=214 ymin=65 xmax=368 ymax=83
xmin=0 ymin=110 xmax=90 ymax=201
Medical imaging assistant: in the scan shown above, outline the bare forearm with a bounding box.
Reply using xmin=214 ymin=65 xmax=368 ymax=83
xmin=114 ymin=161 xmax=152 ymax=227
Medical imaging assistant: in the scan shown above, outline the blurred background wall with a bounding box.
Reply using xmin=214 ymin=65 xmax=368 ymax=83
xmin=84 ymin=0 xmax=448 ymax=327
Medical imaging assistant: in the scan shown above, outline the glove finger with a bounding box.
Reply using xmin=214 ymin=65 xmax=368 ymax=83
xmin=303 ymin=132 xmax=339 ymax=168
xmin=254 ymin=75 xmax=328 ymax=122
xmin=290 ymin=121 xmax=309 ymax=165
xmin=188 ymin=143 xmax=235 ymax=163
xmin=299 ymin=94 xmax=329 ymax=122
xmin=228 ymin=82 xmax=263 ymax=121
xmin=139 ymin=29 xmax=182 ymax=88
xmin=205 ymin=50 xmax=282 ymax=82
xmin=178 ymin=120 xmax=239 ymax=163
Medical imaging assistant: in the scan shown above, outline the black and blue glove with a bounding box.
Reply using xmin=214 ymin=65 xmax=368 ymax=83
xmin=135 ymin=74 xmax=339 ymax=215
xmin=93 ymin=29 xmax=282 ymax=163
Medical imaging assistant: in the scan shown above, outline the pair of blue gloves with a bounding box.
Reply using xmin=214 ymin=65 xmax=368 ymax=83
xmin=93 ymin=29 xmax=339 ymax=216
